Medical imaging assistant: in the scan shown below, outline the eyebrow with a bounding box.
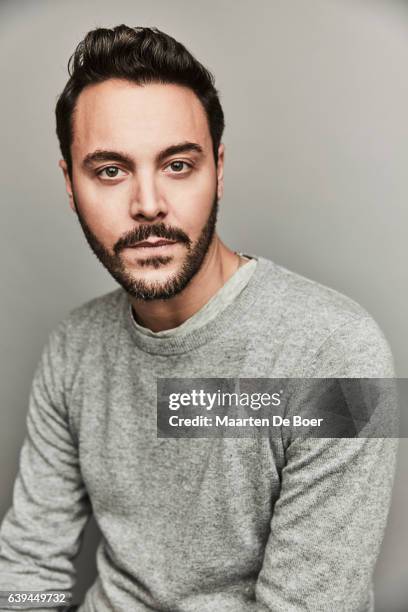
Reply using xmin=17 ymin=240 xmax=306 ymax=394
xmin=82 ymin=141 xmax=204 ymax=170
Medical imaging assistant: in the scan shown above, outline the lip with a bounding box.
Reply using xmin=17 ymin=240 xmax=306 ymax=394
xmin=128 ymin=239 xmax=178 ymax=249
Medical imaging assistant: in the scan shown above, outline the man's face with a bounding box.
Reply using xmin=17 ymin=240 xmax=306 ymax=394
xmin=60 ymin=79 xmax=224 ymax=300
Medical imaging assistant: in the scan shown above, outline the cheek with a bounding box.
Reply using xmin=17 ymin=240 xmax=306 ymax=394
xmin=73 ymin=175 xmax=130 ymax=246
xmin=161 ymin=168 xmax=216 ymax=235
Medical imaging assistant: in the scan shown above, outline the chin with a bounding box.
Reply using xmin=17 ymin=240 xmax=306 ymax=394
xmin=118 ymin=253 xmax=199 ymax=301
xmin=133 ymin=268 xmax=177 ymax=287
xmin=132 ymin=254 xmax=175 ymax=271
xmin=125 ymin=257 xmax=182 ymax=291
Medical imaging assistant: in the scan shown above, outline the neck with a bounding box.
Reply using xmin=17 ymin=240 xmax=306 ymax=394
xmin=129 ymin=236 xmax=241 ymax=333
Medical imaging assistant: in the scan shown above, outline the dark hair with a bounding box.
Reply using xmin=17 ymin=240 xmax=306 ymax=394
xmin=55 ymin=25 xmax=225 ymax=178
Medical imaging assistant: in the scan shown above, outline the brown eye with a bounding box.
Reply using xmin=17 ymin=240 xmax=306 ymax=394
xmin=166 ymin=160 xmax=192 ymax=174
xmin=170 ymin=161 xmax=185 ymax=172
xmin=103 ymin=166 xmax=119 ymax=178
xmin=97 ymin=166 xmax=127 ymax=180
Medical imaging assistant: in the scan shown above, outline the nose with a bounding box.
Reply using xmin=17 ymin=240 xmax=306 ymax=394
xmin=129 ymin=170 xmax=168 ymax=222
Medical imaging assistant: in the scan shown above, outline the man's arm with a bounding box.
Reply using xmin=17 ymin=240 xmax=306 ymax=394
xmin=0 ymin=321 xmax=92 ymax=611
xmin=254 ymin=316 xmax=399 ymax=611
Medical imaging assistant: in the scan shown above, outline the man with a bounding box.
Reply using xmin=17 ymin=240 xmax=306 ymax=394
xmin=0 ymin=25 xmax=398 ymax=612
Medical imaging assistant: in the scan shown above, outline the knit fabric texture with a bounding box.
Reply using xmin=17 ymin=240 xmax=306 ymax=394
xmin=0 ymin=255 xmax=398 ymax=612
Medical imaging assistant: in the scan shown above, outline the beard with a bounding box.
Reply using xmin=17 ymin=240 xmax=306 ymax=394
xmin=72 ymin=192 xmax=219 ymax=301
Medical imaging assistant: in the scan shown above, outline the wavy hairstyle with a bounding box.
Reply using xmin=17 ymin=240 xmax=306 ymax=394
xmin=55 ymin=25 xmax=225 ymax=178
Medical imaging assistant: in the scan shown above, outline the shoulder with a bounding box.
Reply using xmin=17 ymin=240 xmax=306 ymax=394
xmin=254 ymin=256 xmax=395 ymax=377
xmin=65 ymin=287 xmax=126 ymax=333
xmin=257 ymin=255 xmax=366 ymax=324
xmin=44 ymin=287 xmax=127 ymax=368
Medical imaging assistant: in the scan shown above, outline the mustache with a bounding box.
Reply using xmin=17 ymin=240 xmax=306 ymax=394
xmin=113 ymin=222 xmax=192 ymax=255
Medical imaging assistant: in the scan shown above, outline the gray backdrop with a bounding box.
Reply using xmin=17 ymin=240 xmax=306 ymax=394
xmin=0 ymin=1 xmax=407 ymax=609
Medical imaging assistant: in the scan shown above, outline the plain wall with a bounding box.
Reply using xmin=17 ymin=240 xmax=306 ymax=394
xmin=0 ymin=1 xmax=407 ymax=609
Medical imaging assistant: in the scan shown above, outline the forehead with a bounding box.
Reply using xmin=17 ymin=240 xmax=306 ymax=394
xmin=71 ymin=79 xmax=211 ymax=158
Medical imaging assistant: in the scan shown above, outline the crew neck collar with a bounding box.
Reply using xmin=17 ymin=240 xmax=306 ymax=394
xmin=122 ymin=254 xmax=273 ymax=355
xmin=130 ymin=254 xmax=256 ymax=338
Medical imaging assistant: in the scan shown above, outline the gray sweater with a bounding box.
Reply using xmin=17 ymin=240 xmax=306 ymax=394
xmin=0 ymin=255 xmax=398 ymax=611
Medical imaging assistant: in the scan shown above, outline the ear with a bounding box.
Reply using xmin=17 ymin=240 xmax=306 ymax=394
xmin=216 ymin=143 xmax=225 ymax=200
xmin=58 ymin=159 xmax=76 ymax=213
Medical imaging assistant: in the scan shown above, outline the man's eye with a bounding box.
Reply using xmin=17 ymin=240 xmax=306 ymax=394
xmin=97 ymin=166 xmax=126 ymax=179
xmin=165 ymin=161 xmax=192 ymax=174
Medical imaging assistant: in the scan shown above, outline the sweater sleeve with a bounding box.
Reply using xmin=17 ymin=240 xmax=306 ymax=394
xmin=0 ymin=322 xmax=92 ymax=611
xmin=254 ymin=316 xmax=399 ymax=612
